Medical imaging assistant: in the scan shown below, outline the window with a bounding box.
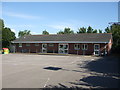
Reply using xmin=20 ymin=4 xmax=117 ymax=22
xmin=94 ymin=44 xmax=100 ymax=50
xmin=74 ymin=44 xmax=80 ymax=50
xmin=26 ymin=43 xmax=30 ymax=46
xmin=82 ymin=44 xmax=88 ymax=50
xmin=19 ymin=43 xmax=22 ymax=47
xmin=49 ymin=43 xmax=54 ymax=47
xmin=35 ymin=43 xmax=39 ymax=46
xmin=59 ymin=44 xmax=68 ymax=54
xmin=64 ymin=45 xmax=68 ymax=49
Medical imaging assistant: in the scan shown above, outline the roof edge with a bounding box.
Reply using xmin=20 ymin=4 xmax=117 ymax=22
xmin=11 ymin=41 xmax=109 ymax=44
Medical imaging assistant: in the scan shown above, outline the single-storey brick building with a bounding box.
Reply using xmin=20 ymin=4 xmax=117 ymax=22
xmin=12 ymin=33 xmax=112 ymax=55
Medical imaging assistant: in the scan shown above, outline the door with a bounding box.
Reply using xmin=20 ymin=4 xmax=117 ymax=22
xmin=59 ymin=44 xmax=68 ymax=54
xmin=42 ymin=44 xmax=47 ymax=53
xmin=94 ymin=44 xmax=100 ymax=55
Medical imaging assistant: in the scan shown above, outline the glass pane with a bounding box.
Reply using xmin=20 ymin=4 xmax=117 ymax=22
xmin=64 ymin=50 xmax=68 ymax=53
xmin=64 ymin=45 xmax=68 ymax=49
xmin=43 ymin=49 xmax=46 ymax=53
xmin=43 ymin=44 xmax=47 ymax=48
xmin=78 ymin=45 xmax=80 ymax=49
xmin=74 ymin=44 xmax=80 ymax=50
xmin=82 ymin=45 xmax=84 ymax=50
xmin=59 ymin=50 xmax=63 ymax=53
xmin=95 ymin=45 xmax=99 ymax=50
xmin=59 ymin=45 xmax=63 ymax=49
xmin=19 ymin=43 xmax=22 ymax=47
xmin=85 ymin=45 xmax=87 ymax=49
xmin=95 ymin=51 xmax=99 ymax=54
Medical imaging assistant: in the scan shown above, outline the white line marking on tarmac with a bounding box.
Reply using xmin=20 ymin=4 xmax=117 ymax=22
xmin=44 ymin=78 xmax=50 ymax=88
xmin=91 ymin=59 xmax=94 ymax=60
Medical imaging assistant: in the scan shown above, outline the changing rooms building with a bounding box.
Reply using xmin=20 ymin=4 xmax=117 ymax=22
xmin=12 ymin=33 xmax=112 ymax=55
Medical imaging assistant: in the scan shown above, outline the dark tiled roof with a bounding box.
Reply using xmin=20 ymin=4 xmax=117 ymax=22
xmin=12 ymin=33 xmax=112 ymax=43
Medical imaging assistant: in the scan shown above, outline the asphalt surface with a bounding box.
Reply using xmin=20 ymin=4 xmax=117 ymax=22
xmin=2 ymin=53 xmax=119 ymax=88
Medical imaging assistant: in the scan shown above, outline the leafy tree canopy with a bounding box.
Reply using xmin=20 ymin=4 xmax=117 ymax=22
xmin=105 ymin=23 xmax=120 ymax=53
xmin=18 ymin=30 xmax=31 ymax=38
xmin=105 ymin=27 xmax=111 ymax=33
xmin=57 ymin=30 xmax=64 ymax=34
xmin=98 ymin=29 xmax=102 ymax=33
xmin=57 ymin=27 xmax=74 ymax=34
xmin=1 ymin=19 xmax=16 ymax=48
xmin=77 ymin=27 xmax=86 ymax=33
xmin=87 ymin=26 xmax=93 ymax=33
xmin=2 ymin=27 xmax=16 ymax=48
xmin=0 ymin=19 xmax=4 ymax=29
xmin=93 ymin=29 xmax=98 ymax=33
xmin=42 ymin=30 xmax=49 ymax=35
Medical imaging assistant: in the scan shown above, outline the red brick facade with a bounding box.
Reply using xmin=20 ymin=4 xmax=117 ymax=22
xmin=15 ymin=42 xmax=112 ymax=55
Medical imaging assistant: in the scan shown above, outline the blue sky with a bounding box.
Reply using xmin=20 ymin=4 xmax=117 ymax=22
xmin=2 ymin=2 xmax=118 ymax=37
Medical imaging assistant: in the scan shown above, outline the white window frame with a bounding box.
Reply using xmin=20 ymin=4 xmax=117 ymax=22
xmin=94 ymin=44 xmax=100 ymax=50
xmin=42 ymin=44 xmax=47 ymax=53
xmin=82 ymin=44 xmax=88 ymax=50
xmin=35 ymin=43 xmax=39 ymax=46
xmin=58 ymin=43 xmax=69 ymax=54
xmin=19 ymin=43 xmax=22 ymax=47
xmin=26 ymin=43 xmax=30 ymax=46
xmin=74 ymin=44 xmax=80 ymax=50
xmin=94 ymin=44 xmax=100 ymax=55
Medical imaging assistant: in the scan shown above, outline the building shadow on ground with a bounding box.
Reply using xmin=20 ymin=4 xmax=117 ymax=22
xmin=45 ymin=56 xmax=120 ymax=89
xmin=82 ymin=56 xmax=120 ymax=76
xmin=45 ymin=83 xmax=88 ymax=90
xmin=75 ymin=56 xmax=120 ymax=88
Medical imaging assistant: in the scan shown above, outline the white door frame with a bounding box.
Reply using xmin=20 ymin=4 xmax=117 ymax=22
xmin=94 ymin=44 xmax=100 ymax=55
xmin=42 ymin=44 xmax=47 ymax=53
xmin=58 ymin=43 xmax=69 ymax=54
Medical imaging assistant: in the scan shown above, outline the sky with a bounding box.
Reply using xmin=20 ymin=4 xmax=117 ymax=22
xmin=2 ymin=2 xmax=118 ymax=37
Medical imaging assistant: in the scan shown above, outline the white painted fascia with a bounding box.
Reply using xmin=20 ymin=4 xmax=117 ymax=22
xmin=11 ymin=41 xmax=109 ymax=43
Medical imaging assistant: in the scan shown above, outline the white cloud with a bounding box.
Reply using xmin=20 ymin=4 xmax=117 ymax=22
xmin=11 ymin=28 xmax=16 ymax=33
xmin=11 ymin=28 xmax=18 ymax=37
xmin=3 ymin=12 xmax=41 ymax=19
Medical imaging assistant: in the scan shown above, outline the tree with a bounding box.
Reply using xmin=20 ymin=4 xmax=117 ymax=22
xmin=0 ymin=19 xmax=4 ymax=49
xmin=77 ymin=27 xmax=86 ymax=33
xmin=42 ymin=30 xmax=49 ymax=35
xmin=0 ymin=19 xmax=4 ymax=29
xmin=64 ymin=27 xmax=74 ymax=34
xmin=87 ymin=26 xmax=93 ymax=33
xmin=104 ymin=27 xmax=111 ymax=33
xmin=92 ymin=29 xmax=98 ymax=33
xmin=18 ymin=30 xmax=31 ymax=37
xmin=2 ymin=27 xmax=16 ymax=48
xmin=98 ymin=29 xmax=102 ymax=33
xmin=105 ymin=23 xmax=120 ymax=53
xmin=1 ymin=19 xmax=16 ymax=48
xmin=57 ymin=27 xmax=74 ymax=34
xmin=57 ymin=30 xmax=64 ymax=34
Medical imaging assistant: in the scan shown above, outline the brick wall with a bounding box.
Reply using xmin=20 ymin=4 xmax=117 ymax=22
xmin=15 ymin=43 xmax=111 ymax=55
xmin=47 ymin=43 xmax=58 ymax=53
xmin=16 ymin=43 xmax=42 ymax=53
